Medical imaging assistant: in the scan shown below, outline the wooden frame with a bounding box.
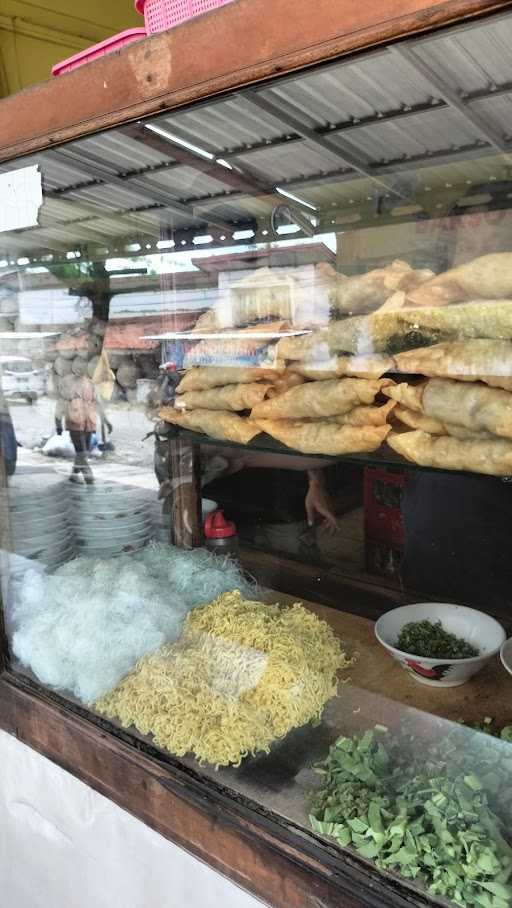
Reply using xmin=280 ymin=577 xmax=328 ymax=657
xmin=2 ymin=1 xmax=512 ymax=905
xmin=0 ymin=0 xmax=511 ymax=163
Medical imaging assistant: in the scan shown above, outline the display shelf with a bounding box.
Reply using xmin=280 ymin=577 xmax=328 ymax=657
xmin=174 ymin=427 xmax=512 ymax=482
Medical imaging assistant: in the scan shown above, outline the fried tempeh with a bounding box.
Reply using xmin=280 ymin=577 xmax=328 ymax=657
xmin=175 ymin=382 xmax=271 ymax=412
xmin=393 ymin=405 xmax=493 ymax=440
xmin=394 ymin=339 xmax=512 ymax=392
xmin=177 ymin=366 xmax=282 ymax=393
xmin=253 ymin=419 xmax=390 ymax=455
xmin=290 ymin=353 xmax=393 ymax=380
xmin=386 ymin=378 xmax=512 ymax=440
xmin=159 ymin=407 xmax=261 ymax=445
xmin=388 ymin=429 xmax=512 ymax=476
xmin=407 ymin=253 xmax=512 ymax=307
xmin=251 ymin=378 xmax=392 ymax=420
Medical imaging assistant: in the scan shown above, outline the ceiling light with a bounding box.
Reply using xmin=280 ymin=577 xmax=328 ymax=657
xmin=145 ymin=123 xmax=214 ymax=161
xmin=275 ymin=187 xmax=317 ymax=211
xmin=277 ymin=224 xmax=300 ymax=235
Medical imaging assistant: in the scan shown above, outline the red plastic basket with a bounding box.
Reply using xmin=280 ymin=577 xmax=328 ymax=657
xmin=52 ymin=28 xmax=147 ymax=76
xmin=135 ymin=0 xmax=234 ymax=33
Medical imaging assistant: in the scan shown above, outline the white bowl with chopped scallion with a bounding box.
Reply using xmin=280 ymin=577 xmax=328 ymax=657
xmin=375 ymin=603 xmax=505 ymax=687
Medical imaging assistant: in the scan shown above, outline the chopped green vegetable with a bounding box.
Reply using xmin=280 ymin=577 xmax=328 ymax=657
xmin=310 ymin=725 xmax=512 ymax=907
xmin=396 ymin=619 xmax=479 ymax=659
xmin=386 ymin=329 xmax=445 ymax=354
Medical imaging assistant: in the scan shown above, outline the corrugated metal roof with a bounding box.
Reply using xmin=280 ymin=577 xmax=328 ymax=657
xmin=67 ymin=183 xmax=154 ymax=211
xmin=3 ymin=10 xmax=512 ymax=265
xmin=258 ymin=55 xmax=433 ymax=127
xmin=0 ymin=155 xmax=91 ymax=191
xmin=240 ymin=140 xmax=346 ymax=182
xmin=330 ymin=108 xmax=481 ymax=164
xmin=72 ymin=132 xmax=172 ymax=172
xmin=413 ymin=15 xmax=512 ymax=92
xmin=157 ymin=98 xmax=285 ymax=153
xmin=468 ymin=94 xmax=512 ymax=139
xmin=145 ymin=166 xmax=232 ymax=200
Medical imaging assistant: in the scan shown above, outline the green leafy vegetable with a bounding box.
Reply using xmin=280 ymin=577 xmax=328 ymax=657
xmin=386 ymin=329 xmax=446 ymax=354
xmin=396 ymin=620 xmax=479 ymax=659
xmin=310 ymin=725 xmax=512 ymax=907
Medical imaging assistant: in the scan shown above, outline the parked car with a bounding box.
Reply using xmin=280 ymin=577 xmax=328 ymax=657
xmin=0 ymin=355 xmax=47 ymax=404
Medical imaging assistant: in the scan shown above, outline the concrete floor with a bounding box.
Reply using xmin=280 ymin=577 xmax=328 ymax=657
xmin=10 ymin=395 xmax=155 ymax=471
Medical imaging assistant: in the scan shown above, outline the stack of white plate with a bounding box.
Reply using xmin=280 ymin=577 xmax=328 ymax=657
xmin=70 ymin=481 xmax=153 ymax=558
xmin=7 ymin=468 xmax=74 ymax=571
xmin=151 ymin=497 xmax=170 ymax=544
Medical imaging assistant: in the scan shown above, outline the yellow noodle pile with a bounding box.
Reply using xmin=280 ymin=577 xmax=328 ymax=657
xmin=95 ymin=591 xmax=351 ymax=767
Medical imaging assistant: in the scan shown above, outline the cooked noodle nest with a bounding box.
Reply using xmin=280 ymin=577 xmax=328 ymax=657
xmin=96 ymin=591 xmax=352 ymax=767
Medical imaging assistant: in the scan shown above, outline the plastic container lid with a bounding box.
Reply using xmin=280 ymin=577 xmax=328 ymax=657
xmin=204 ymin=510 xmax=237 ymax=539
xmin=52 ymin=28 xmax=147 ymax=77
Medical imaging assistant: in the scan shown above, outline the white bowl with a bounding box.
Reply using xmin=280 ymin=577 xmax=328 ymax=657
xmin=375 ymin=602 xmax=505 ymax=688
xmin=500 ymin=638 xmax=512 ymax=678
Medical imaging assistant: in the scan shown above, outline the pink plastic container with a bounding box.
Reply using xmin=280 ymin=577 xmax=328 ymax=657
xmin=52 ymin=28 xmax=147 ymax=76
xmin=135 ymin=0 xmax=234 ymax=34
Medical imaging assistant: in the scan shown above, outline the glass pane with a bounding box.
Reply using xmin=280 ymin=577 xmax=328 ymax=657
xmin=2 ymin=10 xmax=512 ymax=908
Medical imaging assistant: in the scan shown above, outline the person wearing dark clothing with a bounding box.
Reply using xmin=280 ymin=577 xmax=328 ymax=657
xmin=401 ymin=472 xmax=512 ymax=611
xmin=0 ymin=406 xmax=17 ymax=477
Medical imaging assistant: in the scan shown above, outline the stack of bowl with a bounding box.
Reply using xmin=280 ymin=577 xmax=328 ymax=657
xmin=70 ymin=480 xmax=153 ymax=557
xmin=7 ymin=467 xmax=74 ymax=571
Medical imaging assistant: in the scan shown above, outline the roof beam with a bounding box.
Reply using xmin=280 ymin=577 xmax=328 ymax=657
xmin=222 ymin=99 xmax=446 ymax=163
xmin=45 ymin=148 xmax=239 ymax=235
xmin=204 ymin=80 xmax=512 ymax=167
xmin=46 ymin=149 xmax=202 ymax=219
xmin=241 ymin=89 xmax=405 ymax=198
xmin=389 ymin=44 xmax=509 ymax=153
xmin=179 ymin=141 xmax=499 ymax=209
xmin=123 ymin=123 xmax=277 ymax=199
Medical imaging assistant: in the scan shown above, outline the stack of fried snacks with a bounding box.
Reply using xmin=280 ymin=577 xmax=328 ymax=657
xmin=161 ymin=252 xmax=512 ymax=471
xmin=249 ymin=378 xmax=394 ymax=455
xmin=160 ymin=365 xmax=282 ymax=444
xmin=160 ymin=406 xmax=262 ymax=445
xmin=386 ymin=376 xmax=512 ymax=475
xmin=160 ymin=363 xmax=396 ymax=455
xmin=329 ymin=260 xmax=434 ymax=315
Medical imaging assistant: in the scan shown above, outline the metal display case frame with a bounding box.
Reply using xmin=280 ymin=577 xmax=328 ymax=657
xmin=1 ymin=2 xmax=512 ymax=905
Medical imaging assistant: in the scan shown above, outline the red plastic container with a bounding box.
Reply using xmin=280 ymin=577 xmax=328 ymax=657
xmin=52 ymin=28 xmax=147 ymax=77
xmin=363 ymin=467 xmax=407 ymax=579
xmin=135 ymin=0 xmax=234 ymax=34
xmin=364 ymin=467 xmax=406 ymax=548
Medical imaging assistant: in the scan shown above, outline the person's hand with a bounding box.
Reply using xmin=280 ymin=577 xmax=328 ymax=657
xmin=105 ymin=420 xmax=113 ymax=435
xmin=305 ymin=471 xmax=338 ymax=532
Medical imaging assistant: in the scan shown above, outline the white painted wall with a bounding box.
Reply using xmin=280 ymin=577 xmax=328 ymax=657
xmin=0 ymin=730 xmax=265 ymax=908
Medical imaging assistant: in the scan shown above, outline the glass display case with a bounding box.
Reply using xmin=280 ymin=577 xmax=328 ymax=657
xmin=3 ymin=3 xmax=512 ymax=907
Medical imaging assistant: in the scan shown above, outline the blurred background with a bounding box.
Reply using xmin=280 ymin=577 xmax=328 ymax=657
xmin=0 ymin=0 xmax=139 ymax=97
